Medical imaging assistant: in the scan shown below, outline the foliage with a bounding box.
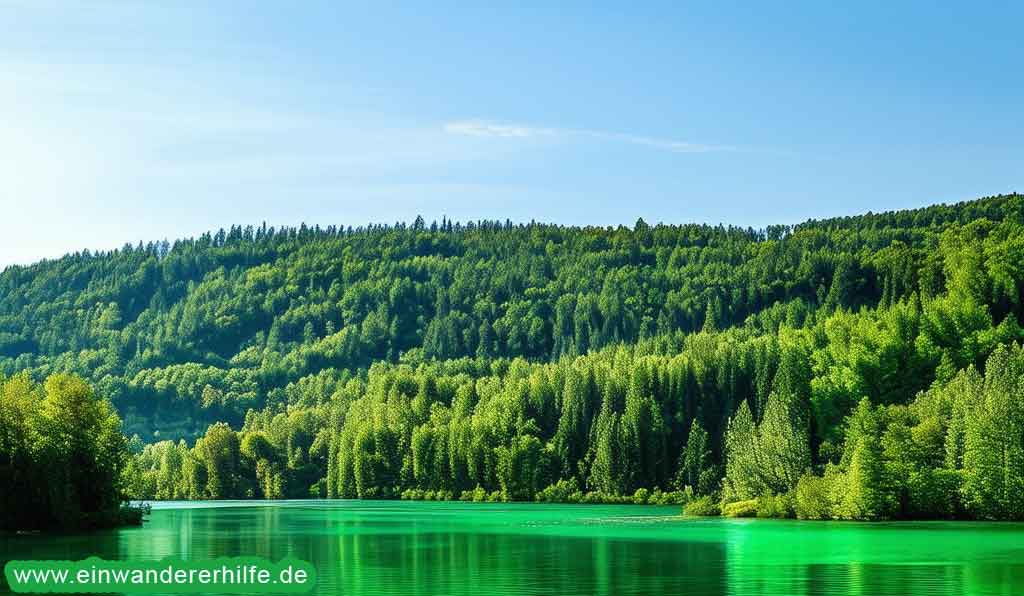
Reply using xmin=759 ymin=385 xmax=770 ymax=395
xmin=0 ymin=373 xmax=142 ymax=530
xmin=755 ymin=492 xmax=795 ymax=518
xmin=722 ymin=499 xmax=759 ymax=518
xmin=794 ymin=473 xmax=831 ymax=520
xmin=684 ymin=496 xmax=721 ymax=516
xmin=4 ymin=194 xmax=1024 ymax=520
xmin=536 ymin=478 xmax=581 ymax=503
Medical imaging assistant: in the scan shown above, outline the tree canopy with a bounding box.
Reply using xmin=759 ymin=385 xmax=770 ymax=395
xmin=3 ymin=193 xmax=1024 ymax=519
xmin=0 ymin=373 xmax=140 ymax=530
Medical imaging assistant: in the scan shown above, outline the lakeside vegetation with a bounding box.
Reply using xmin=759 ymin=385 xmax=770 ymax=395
xmin=1 ymin=193 xmax=1023 ymax=524
xmin=0 ymin=373 xmax=145 ymax=531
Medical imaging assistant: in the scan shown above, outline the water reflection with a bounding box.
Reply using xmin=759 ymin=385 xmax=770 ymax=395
xmin=3 ymin=502 xmax=1024 ymax=596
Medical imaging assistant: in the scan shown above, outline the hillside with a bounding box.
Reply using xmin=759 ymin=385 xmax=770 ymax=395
xmin=2 ymin=193 xmax=1018 ymax=439
xmin=2 ymin=193 xmax=1024 ymax=519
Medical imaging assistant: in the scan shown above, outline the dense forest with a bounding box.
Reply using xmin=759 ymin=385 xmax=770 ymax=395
xmin=2 ymin=193 xmax=1023 ymax=521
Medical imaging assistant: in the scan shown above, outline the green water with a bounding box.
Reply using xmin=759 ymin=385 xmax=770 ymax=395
xmin=3 ymin=501 xmax=1024 ymax=595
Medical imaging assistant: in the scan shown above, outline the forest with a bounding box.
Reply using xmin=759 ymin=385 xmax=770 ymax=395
xmin=1 ymin=193 xmax=1023 ymax=523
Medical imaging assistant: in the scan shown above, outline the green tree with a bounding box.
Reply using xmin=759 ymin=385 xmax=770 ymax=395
xmin=832 ymin=399 xmax=896 ymax=520
xmin=196 ymin=422 xmax=242 ymax=499
xmin=961 ymin=345 xmax=1024 ymax=519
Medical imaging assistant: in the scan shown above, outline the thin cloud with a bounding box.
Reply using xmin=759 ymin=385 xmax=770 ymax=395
xmin=444 ymin=119 xmax=732 ymax=152
xmin=444 ymin=120 xmax=557 ymax=138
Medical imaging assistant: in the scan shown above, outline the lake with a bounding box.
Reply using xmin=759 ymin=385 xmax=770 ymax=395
xmin=3 ymin=501 xmax=1024 ymax=595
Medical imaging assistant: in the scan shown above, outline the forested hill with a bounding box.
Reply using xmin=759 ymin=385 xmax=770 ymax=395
xmin=3 ymin=193 xmax=1024 ymax=520
xmin=0 ymin=193 xmax=1021 ymax=442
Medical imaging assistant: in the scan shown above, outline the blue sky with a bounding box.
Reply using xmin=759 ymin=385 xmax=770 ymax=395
xmin=1 ymin=1 xmax=1021 ymax=266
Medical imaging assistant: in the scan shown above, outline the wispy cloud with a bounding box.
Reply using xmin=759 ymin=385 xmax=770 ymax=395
xmin=444 ymin=119 xmax=732 ymax=153
xmin=444 ymin=120 xmax=557 ymax=139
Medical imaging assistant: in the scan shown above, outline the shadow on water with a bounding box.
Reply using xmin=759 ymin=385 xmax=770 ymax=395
xmin=4 ymin=501 xmax=1024 ymax=596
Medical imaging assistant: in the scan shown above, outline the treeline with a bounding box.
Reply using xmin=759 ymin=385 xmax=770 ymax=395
xmin=0 ymin=373 xmax=143 ymax=531
xmin=4 ymin=193 xmax=1024 ymax=520
xmin=127 ymin=410 xmax=326 ymax=501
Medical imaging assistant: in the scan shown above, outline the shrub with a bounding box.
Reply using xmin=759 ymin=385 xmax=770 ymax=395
xmin=118 ymin=502 xmax=150 ymax=526
xmin=400 ymin=488 xmax=425 ymax=500
xmin=632 ymin=488 xmax=650 ymax=505
xmin=651 ymin=490 xmax=690 ymax=505
xmin=460 ymin=485 xmax=488 ymax=502
xmin=794 ymin=474 xmax=832 ymax=520
xmin=756 ymin=493 xmax=794 ymax=518
xmin=536 ymin=478 xmax=580 ymax=503
xmin=579 ymin=491 xmax=632 ymax=504
xmin=722 ymin=499 xmax=758 ymax=518
xmin=684 ymin=495 xmax=720 ymax=516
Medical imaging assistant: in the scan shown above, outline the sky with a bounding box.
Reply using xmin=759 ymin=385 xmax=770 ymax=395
xmin=1 ymin=1 xmax=1021 ymax=266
